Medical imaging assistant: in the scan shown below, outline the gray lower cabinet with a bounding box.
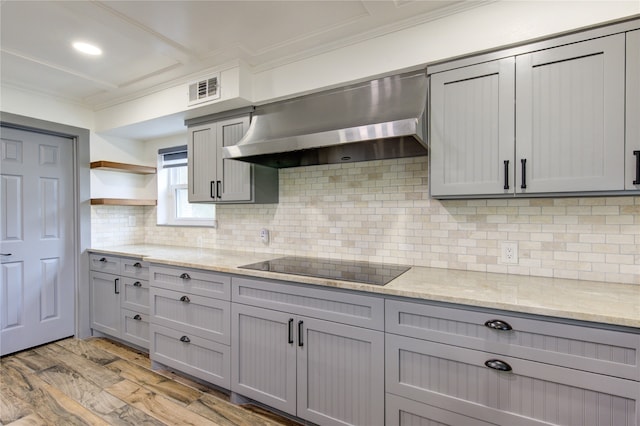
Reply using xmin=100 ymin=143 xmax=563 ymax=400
xmin=385 ymin=299 xmax=640 ymax=426
xmin=149 ymin=265 xmax=231 ymax=389
xmin=89 ymin=253 xmax=150 ymax=348
xmin=231 ymin=277 xmax=385 ymax=426
xmin=386 ymin=393 xmax=498 ymax=426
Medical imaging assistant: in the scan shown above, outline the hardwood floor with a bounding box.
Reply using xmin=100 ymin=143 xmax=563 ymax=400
xmin=0 ymin=337 xmax=302 ymax=426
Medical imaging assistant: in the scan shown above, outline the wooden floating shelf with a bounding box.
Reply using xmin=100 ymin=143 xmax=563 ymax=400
xmin=91 ymin=198 xmax=157 ymax=206
xmin=90 ymin=161 xmax=156 ymax=175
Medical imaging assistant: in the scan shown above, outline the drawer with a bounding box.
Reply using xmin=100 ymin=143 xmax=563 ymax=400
xmin=121 ymin=309 xmax=149 ymax=349
xmin=121 ymin=278 xmax=149 ymax=314
xmin=232 ymin=276 xmax=384 ymax=330
xmin=89 ymin=254 xmax=120 ymax=274
xmin=386 ymin=393 xmax=498 ymax=426
xmin=121 ymin=258 xmax=149 ymax=280
xmin=150 ymin=287 xmax=230 ymax=345
xmin=386 ymin=334 xmax=639 ymax=426
xmin=150 ymin=265 xmax=231 ymax=300
xmin=150 ymin=323 xmax=230 ymax=389
xmin=385 ymin=299 xmax=640 ymax=380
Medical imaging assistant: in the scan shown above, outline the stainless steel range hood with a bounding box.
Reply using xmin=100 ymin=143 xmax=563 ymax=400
xmin=222 ymin=70 xmax=428 ymax=168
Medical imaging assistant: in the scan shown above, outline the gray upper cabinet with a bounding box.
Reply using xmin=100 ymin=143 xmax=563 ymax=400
xmin=429 ymin=20 xmax=639 ymax=198
xmin=627 ymin=29 xmax=640 ymax=190
xmin=430 ymin=58 xmax=515 ymax=197
xmin=516 ymin=34 xmax=625 ymax=194
xmin=187 ymin=113 xmax=278 ymax=203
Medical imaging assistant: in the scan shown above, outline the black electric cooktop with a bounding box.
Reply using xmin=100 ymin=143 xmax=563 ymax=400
xmin=239 ymin=256 xmax=410 ymax=286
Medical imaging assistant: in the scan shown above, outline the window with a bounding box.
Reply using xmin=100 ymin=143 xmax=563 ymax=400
xmin=157 ymin=145 xmax=215 ymax=227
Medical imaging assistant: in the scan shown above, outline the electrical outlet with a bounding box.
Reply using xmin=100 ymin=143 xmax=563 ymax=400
xmin=501 ymin=241 xmax=518 ymax=264
xmin=260 ymin=228 xmax=270 ymax=244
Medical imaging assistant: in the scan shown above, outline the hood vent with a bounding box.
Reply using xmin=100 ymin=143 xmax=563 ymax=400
xmin=222 ymin=70 xmax=428 ymax=168
xmin=188 ymin=74 xmax=220 ymax=106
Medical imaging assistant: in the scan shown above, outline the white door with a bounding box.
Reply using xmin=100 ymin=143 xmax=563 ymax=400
xmin=1 ymin=126 xmax=75 ymax=355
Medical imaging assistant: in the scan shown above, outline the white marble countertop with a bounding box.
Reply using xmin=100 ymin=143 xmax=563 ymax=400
xmin=89 ymin=244 xmax=640 ymax=329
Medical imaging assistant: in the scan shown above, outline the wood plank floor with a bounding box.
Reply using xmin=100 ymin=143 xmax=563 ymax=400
xmin=0 ymin=337 xmax=302 ymax=426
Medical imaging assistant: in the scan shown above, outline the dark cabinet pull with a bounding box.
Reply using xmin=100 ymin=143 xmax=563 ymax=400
xmin=180 ymin=273 xmax=191 ymax=280
xmin=298 ymin=321 xmax=304 ymax=347
xmin=180 ymin=335 xmax=191 ymax=343
xmin=633 ymin=151 xmax=640 ymax=185
xmin=114 ymin=278 xmax=120 ymax=294
xmin=133 ymin=314 xmax=142 ymax=321
xmin=133 ymin=281 xmax=142 ymax=287
xmin=216 ymin=181 xmax=222 ymax=199
xmin=133 ymin=262 xmax=142 ymax=268
xmin=503 ymin=160 xmax=509 ymax=190
xmin=288 ymin=318 xmax=294 ymax=344
xmin=484 ymin=319 xmax=513 ymax=331
xmin=99 ymin=257 xmax=107 ymax=262
xmin=180 ymin=295 xmax=190 ymax=303
xmin=0 ymin=253 xmax=11 ymax=256
xmin=485 ymin=359 xmax=512 ymax=372
xmin=520 ymin=159 xmax=527 ymax=189
xmin=210 ymin=181 xmax=216 ymax=199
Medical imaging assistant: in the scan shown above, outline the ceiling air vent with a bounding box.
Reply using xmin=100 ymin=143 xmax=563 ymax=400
xmin=188 ymin=74 xmax=220 ymax=106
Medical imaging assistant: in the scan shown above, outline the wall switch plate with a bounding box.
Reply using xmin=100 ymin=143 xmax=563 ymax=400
xmin=260 ymin=228 xmax=270 ymax=244
xmin=501 ymin=241 xmax=518 ymax=264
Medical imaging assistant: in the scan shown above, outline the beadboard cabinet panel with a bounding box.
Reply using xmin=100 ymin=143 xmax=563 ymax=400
xmin=150 ymin=323 xmax=230 ymax=389
xmin=150 ymin=265 xmax=231 ymax=300
xmin=121 ymin=277 xmax=149 ymax=315
xmin=188 ymin=123 xmax=218 ymax=202
xmin=121 ymin=309 xmax=149 ymax=348
xmin=150 ymin=286 xmax=230 ymax=345
xmin=515 ymin=33 xmax=625 ymax=194
xmin=89 ymin=254 xmax=120 ymax=274
xmin=430 ymin=58 xmax=515 ymax=197
xmin=216 ymin=116 xmax=252 ymax=201
xmin=386 ymin=334 xmax=639 ymax=426
xmin=627 ymin=29 xmax=640 ymax=190
xmin=386 ymin=394 xmax=498 ymax=426
xmin=385 ymin=299 xmax=640 ymax=381
xmin=90 ymin=270 xmax=121 ymax=337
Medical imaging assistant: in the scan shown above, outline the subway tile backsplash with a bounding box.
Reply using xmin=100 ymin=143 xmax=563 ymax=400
xmin=91 ymin=157 xmax=640 ymax=285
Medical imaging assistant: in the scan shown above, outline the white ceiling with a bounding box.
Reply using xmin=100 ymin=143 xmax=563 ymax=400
xmin=0 ymin=0 xmax=470 ymax=112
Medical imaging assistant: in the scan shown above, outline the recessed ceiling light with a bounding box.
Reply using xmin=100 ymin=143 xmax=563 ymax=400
xmin=72 ymin=41 xmax=102 ymax=56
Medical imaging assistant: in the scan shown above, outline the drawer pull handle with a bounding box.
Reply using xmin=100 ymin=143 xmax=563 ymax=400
xmin=298 ymin=320 xmax=304 ymax=347
xmin=288 ymin=318 xmax=294 ymax=344
xmin=180 ymin=335 xmax=191 ymax=343
xmin=485 ymin=359 xmax=512 ymax=372
xmin=133 ymin=314 xmax=142 ymax=321
xmin=133 ymin=262 xmax=142 ymax=268
xmin=484 ymin=319 xmax=513 ymax=331
xmin=180 ymin=273 xmax=191 ymax=280
xmin=99 ymin=257 xmax=107 ymax=262
xmin=114 ymin=278 xmax=120 ymax=295
xmin=133 ymin=281 xmax=142 ymax=287
xmin=633 ymin=150 xmax=640 ymax=185
xmin=503 ymin=160 xmax=509 ymax=190
xmin=180 ymin=295 xmax=190 ymax=303
xmin=520 ymin=158 xmax=527 ymax=189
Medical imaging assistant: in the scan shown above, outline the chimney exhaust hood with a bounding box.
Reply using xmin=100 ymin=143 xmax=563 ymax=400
xmin=222 ymin=70 xmax=428 ymax=168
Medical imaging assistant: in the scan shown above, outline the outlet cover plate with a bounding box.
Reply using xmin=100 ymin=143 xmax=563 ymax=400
xmin=501 ymin=241 xmax=518 ymax=264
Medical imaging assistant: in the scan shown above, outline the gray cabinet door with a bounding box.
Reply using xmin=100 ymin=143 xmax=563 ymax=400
xmin=386 ymin=393 xmax=498 ymax=426
xmin=627 ymin=29 xmax=640 ymax=190
xmin=188 ymin=122 xmax=217 ymax=202
xmin=90 ymin=271 xmax=121 ymax=337
xmin=430 ymin=58 xmax=515 ymax=197
xmin=216 ymin=116 xmax=252 ymax=202
xmin=297 ymin=316 xmax=384 ymax=426
xmin=231 ymin=303 xmax=297 ymax=415
xmin=516 ymin=33 xmax=625 ymax=193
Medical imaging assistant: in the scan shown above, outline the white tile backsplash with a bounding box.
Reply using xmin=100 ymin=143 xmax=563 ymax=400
xmin=91 ymin=157 xmax=640 ymax=284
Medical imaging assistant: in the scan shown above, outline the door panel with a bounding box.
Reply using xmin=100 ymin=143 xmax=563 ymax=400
xmin=217 ymin=116 xmax=251 ymax=201
xmin=1 ymin=127 xmax=75 ymax=355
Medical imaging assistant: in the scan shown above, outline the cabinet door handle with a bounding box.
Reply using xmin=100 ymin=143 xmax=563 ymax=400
xmin=633 ymin=151 xmax=640 ymax=185
xmin=133 ymin=314 xmax=142 ymax=321
xmin=503 ymin=160 xmax=510 ymax=190
xmin=133 ymin=262 xmax=142 ymax=268
xmin=99 ymin=257 xmax=107 ymax=262
xmin=288 ymin=318 xmax=294 ymax=344
xmin=210 ymin=181 xmax=216 ymax=199
xmin=180 ymin=335 xmax=191 ymax=343
xmin=484 ymin=359 xmax=512 ymax=372
xmin=114 ymin=278 xmax=120 ymax=294
xmin=520 ymin=158 xmax=527 ymax=189
xmin=216 ymin=181 xmax=222 ymax=199
xmin=179 ymin=273 xmax=191 ymax=280
xmin=133 ymin=281 xmax=142 ymax=287
xmin=180 ymin=295 xmax=190 ymax=303
xmin=298 ymin=320 xmax=304 ymax=347
xmin=0 ymin=253 xmax=11 ymax=256
xmin=484 ymin=319 xmax=513 ymax=331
